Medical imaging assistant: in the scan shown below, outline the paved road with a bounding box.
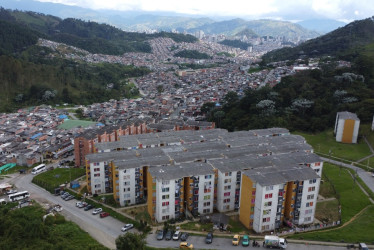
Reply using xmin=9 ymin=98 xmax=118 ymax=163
xmin=10 ymin=173 xmax=136 ymax=249
xmin=321 ymin=157 xmax=374 ymax=193
xmin=146 ymin=234 xmax=347 ymax=250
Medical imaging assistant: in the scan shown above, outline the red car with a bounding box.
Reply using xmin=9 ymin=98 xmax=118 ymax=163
xmin=99 ymin=212 xmax=110 ymax=218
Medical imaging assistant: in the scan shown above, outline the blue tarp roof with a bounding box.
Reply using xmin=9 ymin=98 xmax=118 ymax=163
xmin=96 ymin=123 xmax=105 ymax=127
xmin=31 ymin=133 xmax=43 ymax=139
xmin=59 ymin=114 xmax=68 ymax=119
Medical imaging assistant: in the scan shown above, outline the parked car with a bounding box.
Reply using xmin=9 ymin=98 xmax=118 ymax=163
xmin=64 ymin=195 xmax=74 ymax=201
xmin=78 ymin=202 xmax=88 ymax=208
xmin=359 ymin=243 xmax=369 ymax=250
xmin=61 ymin=192 xmax=70 ymax=199
xmin=180 ymin=232 xmax=189 ymax=241
xmin=156 ymin=230 xmax=165 ymax=240
xmin=180 ymin=242 xmax=193 ymax=249
xmin=242 ymin=235 xmax=250 ymax=247
xmin=121 ymin=224 xmax=134 ymax=232
xmin=92 ymin=208 xmax=103 ymax=215
xmin=6 ymin=189 xmax=17 ymax=195
xmin=76 ymin=201 xmax=82 ymax=207
xmin=165 ymin=230 xmax=174 ymax=240
xmin=173 ymin=230 xmax=181 ymax=240
xmin=232 ymin=234 xmax=240 ymax=246
xmin=99 ymin=212 xmax=110 ymax=218
xmin=84 ymin=204 xmax=94 ymax=211
xmin=205 ymin=232 xmax=213 ymax=244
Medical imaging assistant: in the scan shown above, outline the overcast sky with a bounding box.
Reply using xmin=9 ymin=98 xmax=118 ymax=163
xmin=36 ymin=0 xmax=374 ymax=21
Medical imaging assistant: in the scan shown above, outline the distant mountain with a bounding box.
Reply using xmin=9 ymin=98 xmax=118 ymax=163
xmin=188 ymin=19 xmax=320 ymax=39
xmin=235 ymin=28 xmax=258 ymax=38
xmin=297 ymin=19 xmax=346 ymax=33
xmin=0 ymin=0 xmax=214 ymax=31
xmin=0 ymin=8 xmax=197 ymax=56
xmin=262 ymin=17 xmax=374 ymax=62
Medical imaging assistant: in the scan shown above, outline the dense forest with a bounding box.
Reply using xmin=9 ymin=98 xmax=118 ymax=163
xmin=0 ymin=204 xmax=106 ymax=249
xmin=218 ymin=39 xmax=251 ymax=50
xmin=0 ymin=46 xmax=149 ymax=112
xmin=204 ymin=63 xmax=374 ymax=132
xmin=174 ymin=49 xmax=211 ymax=59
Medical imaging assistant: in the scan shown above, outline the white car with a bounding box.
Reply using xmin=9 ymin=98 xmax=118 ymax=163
xmin=6 ymin=189 xmax=17 ymax=195
xmin=76 ymin=201 xmax=82 ymax=207
xmin=92 ymin=208 xmax=103 ymax=215
xmin=173 ymin=230 xmax=181 ymax=240
xmin=121 ymin=224 xmax=134 ymax=232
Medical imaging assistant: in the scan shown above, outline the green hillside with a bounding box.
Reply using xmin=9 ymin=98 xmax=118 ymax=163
xmin=0 ymin=8 xmax=197 ymax=55
xmin=262 ymin=17 xmax=374 ymax=63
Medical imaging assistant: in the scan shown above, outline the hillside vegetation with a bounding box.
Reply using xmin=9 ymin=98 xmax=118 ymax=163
xmin=262 ymin=17 xmax=374 ymax=63
xmin=0 ymin=204 xmax=106 ymax=249
xmin=0 ymin=8 xmax=197 ymax=55
xmin=218 ymin=39 xmax=251 ymax=50
xmin=205 ymin=65 xmax=374 ymax=132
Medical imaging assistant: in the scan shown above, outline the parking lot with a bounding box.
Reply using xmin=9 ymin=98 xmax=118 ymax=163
xmin=145 ymin=233 xmax=348 ymax=250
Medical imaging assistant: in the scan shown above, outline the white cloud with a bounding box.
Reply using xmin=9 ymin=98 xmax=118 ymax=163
xmin=36 ymin=0 xmax=374 ymax=20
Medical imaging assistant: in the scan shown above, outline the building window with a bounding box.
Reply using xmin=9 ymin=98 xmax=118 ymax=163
xmin=224 ymin=192 xmax=230 ymax=196
xmin=205 ymin=175 xmax=212 ymax=179
xmin=162 ymin=187 xmax=170 ymax=192
xmin=263 ymin=209 xmax=271 ymax=215
xmin=204 ymin=202 xmax=211 ymax=207
xmin=124 ymin=181 xmax=130 ymax=186
xmin=224 ymin=185 xmax=231 ymax=190
xmin=162 ymin=195 xmax=169 ymax=199
xmin=203 ymin=208 xmax=210 ymax=213
xmin=309 ymin=179 xmax=317 ymax=184
xmin=162 ymin=215 xmax=170 ymax=220
xmin=94 ymin=184 xmax=101 ymax=188
xmin=94 ymin=173 xmax=100 ymax=177
xmin=266 ymin=186 xmax=273 ymax=191
xmin=307 ymin=194 xmax=314 ymax=200
xmin=315 ymin=162 xmax=321 ymax=166
xmin=224 ymin=178 xmax=231 ymax=183
xmin=204 ymin=195 xmax=211 ymax=200
xmin=308 ymin=186 xmax=316 ymax=192
xmin=251 ymin=198 xmax=255 ymax=204
xmin=223 ymin=198 xmax=230 ymax=203
xmin=225 ymin=172 xmax=232 ymax=177
xmin=162 ymin=201 xmax=170 ymax=206
xmin=162 ymin=180 xmax=170 ymax=185
xmin=265 ymin=193 xmax=273 ymax=199
xmin=94 ymin=168 xmax=100 ymax=172
xmin=264 ymin=201 xmax=272 ymax=206
xmin=204 ymin=189 xmax=211 ymax=193
xmin=304 ymin=216 xmax=312 ymax=222
xmin=252 ymin=190 xmax=256 ymax=195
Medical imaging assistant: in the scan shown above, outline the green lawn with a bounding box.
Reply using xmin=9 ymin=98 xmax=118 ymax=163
xmin=318 ymin=171 xmax=336 ymax=198
xmin=229 ymin=216 xmax=250 ymax=233
xmin=32 ymin=167 xmax=85 ymax=193
xmin=294 ymin=129 xmax=372 ymax=162
xmin=58 ymin=119 xmax=96 ymax=129
xmin=289 ymin=205 xmax=374 ymax=244
xmin=322 ymin=163 xmax=371 ymax=223
xmin=288 ymin=163 xmax=374 ymax=243
xmin=0 ymin=165 xmax=27 ymax=175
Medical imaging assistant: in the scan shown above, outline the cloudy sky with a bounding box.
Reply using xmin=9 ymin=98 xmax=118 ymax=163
xmin=36 ymin=0 xmax=373 ymax=21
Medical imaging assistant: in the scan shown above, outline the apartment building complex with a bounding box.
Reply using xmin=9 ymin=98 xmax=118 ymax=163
xmin=85 ymin=128 xmax=323 ymax=233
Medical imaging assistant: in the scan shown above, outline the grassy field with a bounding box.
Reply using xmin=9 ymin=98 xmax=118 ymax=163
xmin=289 ymin=205 xmax=374 ymax=244
xmin=0 ymin=165 xmax=27 ymax=175
xmin=58 ymin=119 xmax=96 ymax=130
xmin=229 ymin=216 xmax=250 ymax=233
xmin=322 ymin=163 xmax=371 ymax=223
xmin=0 ymin=204 xmax=107 ymax=249
xmin=294 ymin=129 xmax=372 ymax=162
xmin=288 ymin=163 xmax=374 ymax=243
xmin=32 ymin=167 xmax=85 ymax=193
